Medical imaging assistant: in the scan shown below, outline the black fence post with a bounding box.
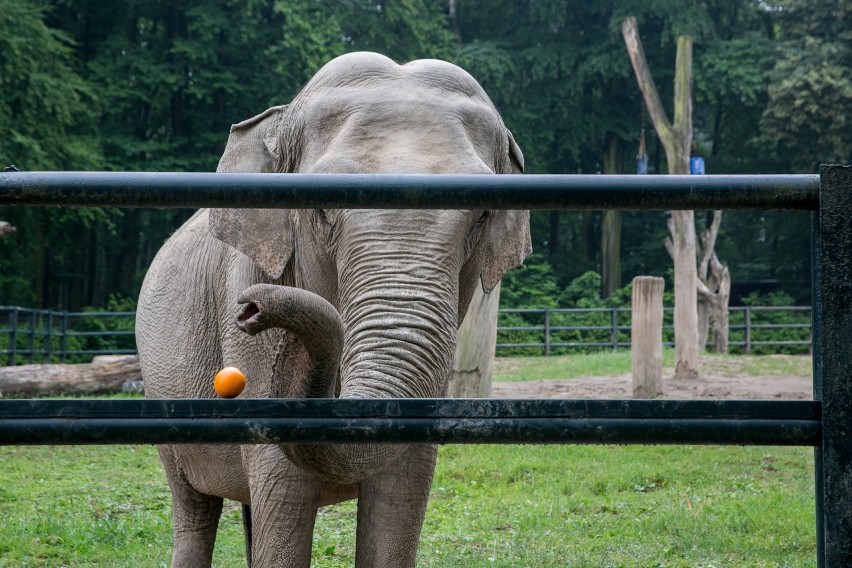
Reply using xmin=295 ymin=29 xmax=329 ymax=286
xmin=813 ymin=164 xmax=852 ymax=567
xmin=610 ymin=308 xmax=618 ymax=352
xmin=27 ymin=310 xmax=35 ymax=364
xmin=744 ymin=307 xmax=752 ymax=354
xmin=60 ymin=312 xmax=68 ymax=363
xmin=9 ymin=308 xmax=18 ymax=366
xmin=543 ymin=309 xmax=551 ymax=357
xmin=45 ymin=310 xmax=53 ymax=363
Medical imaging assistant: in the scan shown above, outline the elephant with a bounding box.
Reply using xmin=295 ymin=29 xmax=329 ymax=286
xmin=136 ymin=51 xmax=530 ymax=568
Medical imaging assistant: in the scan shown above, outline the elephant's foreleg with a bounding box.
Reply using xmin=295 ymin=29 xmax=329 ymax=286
xmin=354 ymin=444 xmax=438 ymax=568
xmin=159 ymin=447 xmax=224 ymax=568
xmin=243 ymin=445 xmax=323 ymax=567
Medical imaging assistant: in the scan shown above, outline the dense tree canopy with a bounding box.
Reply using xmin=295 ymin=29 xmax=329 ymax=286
xmin=1 ymin=0 xmax=847 ymax=310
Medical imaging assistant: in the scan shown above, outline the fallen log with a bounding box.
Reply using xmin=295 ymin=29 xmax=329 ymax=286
xmin=0 ymin=355 xmax=142 ymax=397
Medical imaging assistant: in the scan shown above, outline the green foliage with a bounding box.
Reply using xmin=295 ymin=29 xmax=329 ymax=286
xmin=1 ymin=0 xmax=847 ymax=313
xmin=0 ymin=0 xmax=100 ymax=169
xmin=499 ymin=254 xmax=560 ymax=309
xmin=759 ymin=0 xmax=851 ymax=172
xmin=728 ymin=291 xmax=811 ymax=355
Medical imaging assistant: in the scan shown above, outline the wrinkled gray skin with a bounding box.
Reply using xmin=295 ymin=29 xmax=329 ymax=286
xmin=136 ymin=52 xmax=530 ymax=568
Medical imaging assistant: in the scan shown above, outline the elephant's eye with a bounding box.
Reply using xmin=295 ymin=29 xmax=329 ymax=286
xmin=316 ymin=209 xmax=331 ymax=224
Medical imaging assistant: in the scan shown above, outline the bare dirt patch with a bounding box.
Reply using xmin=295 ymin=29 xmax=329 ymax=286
xmin=492 ymin=356 xmax=812 ymax=401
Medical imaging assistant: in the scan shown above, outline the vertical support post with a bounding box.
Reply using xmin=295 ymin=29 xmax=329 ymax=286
xmin=814 ymin=164 xmax=852 ymax=566
xmin=45 ymin=310 xmax=53 ymax=363
xmin=744 ymin=306 xmax=752 ymax=354
xmin=631 ymin=276 xmax=664 ymax=398
xmin=544 ymin=309 xmax=551 ymax=357
xmin=9 ymin=308 xmax=18 ymax=366
xmin=60 ymin=312 xmax=68 ymax=363
xmin=27 ymin=310 xmax=35 ymax=364
xmin=611 ymin=308 xmax=619 ymax=351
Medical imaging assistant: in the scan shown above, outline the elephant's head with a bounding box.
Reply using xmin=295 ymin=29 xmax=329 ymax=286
xmin=210 ymin=52 xmax=530 ymax=483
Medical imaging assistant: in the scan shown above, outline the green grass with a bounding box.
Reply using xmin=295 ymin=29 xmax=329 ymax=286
xmin=493 ymin=351 xmax=811 ymax=382
xmin=493 ymin=349 xmax=675 ymax=382
xmin=0 ymin=444 xmax=816 ymax=567
xmin=0 ymin=353 xmax=818 ymax=566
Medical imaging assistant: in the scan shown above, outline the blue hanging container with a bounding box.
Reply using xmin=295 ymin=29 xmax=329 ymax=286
xmin=636 ymin=129 xmax=649 ymax=175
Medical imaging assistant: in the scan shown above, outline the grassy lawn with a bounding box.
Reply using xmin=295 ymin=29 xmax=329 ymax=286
xmin=0 ymin=353 xmax=817 ymax=567
xmin=493 ymin=350 xmax=812 ymax=382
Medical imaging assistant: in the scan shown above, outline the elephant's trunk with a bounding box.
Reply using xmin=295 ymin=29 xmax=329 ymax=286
xmin=236 ymin=284 xmax=342 ymax=399
xmin=237 ymin=266 xmax=457 ymax=484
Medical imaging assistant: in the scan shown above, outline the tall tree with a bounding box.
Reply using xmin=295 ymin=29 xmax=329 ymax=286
xmin=601 ymin=133 xmax=622 ymax=297
xmin=622 ymin=17 xmax=700 ymax=378
xmin=760 ymin=0 xmax=851 ymax=171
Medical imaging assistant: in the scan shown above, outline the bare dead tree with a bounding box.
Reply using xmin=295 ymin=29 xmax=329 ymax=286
xmin=622 ymin=16 xmax=699 ymax=378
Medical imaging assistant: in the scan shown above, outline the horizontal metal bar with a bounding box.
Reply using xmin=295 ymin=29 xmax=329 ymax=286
xmin=0 ymin=399 xmax=819 ymax=446
xmin=65 ymin=330 xmax=135 ymax=337
xmin=1 ymin=418 xmax=818 ymax=446
xmin=0 ymin=172 xmax=819 ymax=210
xmin=731 ymin=306 xmax=812 ymax=312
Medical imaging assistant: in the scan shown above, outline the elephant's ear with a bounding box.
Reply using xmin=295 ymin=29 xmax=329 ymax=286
xmin=480 ymin=129 xmax=530 ymax=292
xmin=209 ymin=106 xmax=293 ymax=280
xmin=507 ymin=129 xmax=524 ymax=174
xmin=480 ymin=210 xmax=532 ymax=293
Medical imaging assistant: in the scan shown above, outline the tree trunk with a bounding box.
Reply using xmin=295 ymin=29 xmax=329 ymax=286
xmin=448 ymin=0 xmax=463 ymax=44
xmin=670 ymin=211 xmax=700 ymax=378
xmin=0 ymin=355 xmax=141 ymax=397
xmin=601 ymin=133 xmax=622 ymax=298
xmin=448 ymin=282 xmax=500 ymax=398
xmin=709 ymin=264 xmax=731 ymax=353
xmin=549 ymin=210 xmax=560 ymax=260
xmin=697 ymin=297 xmax=710 ymax=350
xmin=601 ymin=211 xmax=622 ymax=297
xmin=623 ymin=17 xmax=699 ymax=378
xmin=697 ymin=211 xmax=731 ymax=353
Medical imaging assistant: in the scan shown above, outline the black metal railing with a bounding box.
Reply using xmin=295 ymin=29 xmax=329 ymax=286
xmin=0 ymin=304 xmax=812 ymax=364
xmin=495 ymin=305 xmax=812 ymax=355
xmin=0 ymin=167 xmax=849 ymax=566
xmin=0 ymin=307 xmax=136 ymax=365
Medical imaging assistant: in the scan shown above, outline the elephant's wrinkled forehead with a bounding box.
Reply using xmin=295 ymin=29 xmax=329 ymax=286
xmin=301 ymin=52 xmax=494 ymax=106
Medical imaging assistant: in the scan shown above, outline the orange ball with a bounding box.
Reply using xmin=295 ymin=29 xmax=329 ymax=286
xmin=214 ymin=366 xmax=246 ymax=398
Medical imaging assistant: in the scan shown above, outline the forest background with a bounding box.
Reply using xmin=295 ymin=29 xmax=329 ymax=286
xmin=1 ymin=0 xmax=849 ymax=314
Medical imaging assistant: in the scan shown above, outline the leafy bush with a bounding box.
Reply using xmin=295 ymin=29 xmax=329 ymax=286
xmin=497 ymin=270 xmax=636 ymax=355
